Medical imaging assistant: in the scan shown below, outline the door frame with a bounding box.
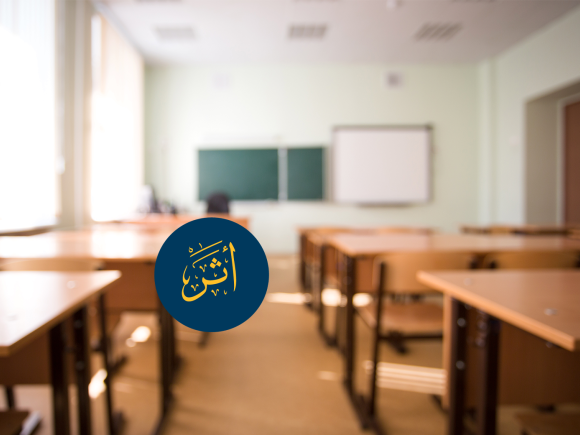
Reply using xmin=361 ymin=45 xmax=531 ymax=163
xmin=556 ymin=93 xmax=580 ymax=224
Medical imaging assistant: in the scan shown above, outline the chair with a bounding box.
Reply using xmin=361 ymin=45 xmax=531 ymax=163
xmin=206 ymin=192 xmax=230 ymax=214
xmin=355 ymin=252 xmax=476 ymax=428
xmin=482 ymin=251 xmax=580 ymax=269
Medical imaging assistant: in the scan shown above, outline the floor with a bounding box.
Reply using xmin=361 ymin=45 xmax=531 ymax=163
xmin=2 ymin=255 xmax=577 ymax=434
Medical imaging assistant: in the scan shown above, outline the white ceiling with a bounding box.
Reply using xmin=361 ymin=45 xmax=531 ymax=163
xmin=96 ymin=0 xmax=580 ymax=64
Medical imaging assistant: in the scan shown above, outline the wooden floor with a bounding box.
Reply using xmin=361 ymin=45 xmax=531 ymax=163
xmin=2 ymin=255 xmax=578 ymax=434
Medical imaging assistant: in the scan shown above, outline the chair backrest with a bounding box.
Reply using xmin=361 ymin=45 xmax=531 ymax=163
xmin=482 ymin=251 xmax=579 ymax=269
xmin=375 ymin=252 xmax=476 ymax=293
xmin=0 ymin=258 xmax=103 ymax=271
xmin=206 ymin=192 xmax=230 ymax=214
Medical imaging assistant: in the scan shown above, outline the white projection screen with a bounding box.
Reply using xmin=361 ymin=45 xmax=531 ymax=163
xmin=332 ymin=126 xmax=431 ymax=204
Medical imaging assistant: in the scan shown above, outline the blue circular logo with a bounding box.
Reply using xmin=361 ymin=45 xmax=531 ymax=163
xmin=155 ymin=218 xmax=269 ymax=332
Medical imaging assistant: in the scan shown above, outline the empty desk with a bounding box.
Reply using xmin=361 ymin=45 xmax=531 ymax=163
xmin=0 ymin=271 xmax=121 ymax=435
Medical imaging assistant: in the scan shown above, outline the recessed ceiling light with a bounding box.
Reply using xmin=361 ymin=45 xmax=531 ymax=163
xmin=415 ymin=23 xmax=462 ymax=41
xmin=288 ymin=24 xmax=327 ymax=40
xmin=155 ymin=26 xmax=195 ymax=41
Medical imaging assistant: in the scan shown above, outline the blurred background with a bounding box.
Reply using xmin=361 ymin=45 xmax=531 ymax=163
xmin=1 ymin=0 xmax=580 ymax=434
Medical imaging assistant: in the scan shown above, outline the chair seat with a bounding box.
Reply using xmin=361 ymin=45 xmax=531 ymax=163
xmin=356 ymin=301 xmax=443 ymax=335
xmin=515 ymin=413 xmax=580 ymax=435
xmin=0 ymin=411 xmax=29 ymax=435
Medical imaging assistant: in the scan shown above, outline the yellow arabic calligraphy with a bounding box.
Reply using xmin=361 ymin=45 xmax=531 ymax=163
xmin=182 ymin=266 xmax=206 ymax=301
xmin=230 ymin=242 xmax=236 ymax=291
xmin=182 ymin=241 xmax=237 ymax=302
xmin=201 ymin=267 xmax=228 ymax=292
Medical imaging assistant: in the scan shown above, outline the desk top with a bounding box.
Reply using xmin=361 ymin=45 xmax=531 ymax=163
xmin=304 ymin=227 xmax=433 ymax=247
xmin=0 ymin=229 xmax=170 ymax=262
xmin=417 ymin=270 xmax=580 ymax=352
xmin=461 ymin=224 xmax=576 ymax=235
xmin=0 ymin=270 xmax=121 ymax=356
xmin=327 ymin=233 xmax=580 ymax=257
xmin=114 ymin=214 xmax=249 ymax=229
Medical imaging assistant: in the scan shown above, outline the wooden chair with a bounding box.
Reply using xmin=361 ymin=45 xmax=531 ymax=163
xmin=482 ymin=251 xmax=580 ymax=269
xmin=515 ymin=412 xmax=580 ymax=435
xmin=355 ymin=252 xmax=476 ymax=428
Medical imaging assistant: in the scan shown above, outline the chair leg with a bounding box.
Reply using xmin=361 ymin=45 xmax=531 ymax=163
xmin=5 ymin=386 xmax=15 ymax=409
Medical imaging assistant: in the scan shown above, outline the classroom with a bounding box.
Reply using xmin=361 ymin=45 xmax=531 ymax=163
xmin=1 ymin=0 xmax=580 ymax=434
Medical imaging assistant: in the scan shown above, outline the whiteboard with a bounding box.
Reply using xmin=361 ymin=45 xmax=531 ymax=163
xmin=332 ymin=127 xmax=431 ymax=204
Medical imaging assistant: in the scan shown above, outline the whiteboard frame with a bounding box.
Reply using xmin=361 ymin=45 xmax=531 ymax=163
xmin=331 ymin=125 xmax=433 ymax=205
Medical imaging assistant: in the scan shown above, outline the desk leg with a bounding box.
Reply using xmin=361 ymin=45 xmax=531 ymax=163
xmin=159 ymin=305 xmax=173 ymax=416
xmin=73 ymin=307 xmax=92 ymax=435
xmin=319 ymin=244 xmax=328 ymax=340
xmin=475 ymin=311 xmax=500 ymax=435
xmin=98 ymin=294 xmax=118 ymax=435
xmin=168 ymin=313 xmax=179 ymax=382
xmin=49 ymin=321 xmax=71 ymax=435
xmin=448 ymin=299 xmax=467 ymax=435
xmin=343 ymin=255 xmax=356 ymax=396
xmin=300 ymin=234 xmax=307 ymax=291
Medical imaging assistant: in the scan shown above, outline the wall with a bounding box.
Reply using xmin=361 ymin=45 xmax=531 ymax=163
xmin=485 ymin=6 xmax=580 ymax=224
xmin=144 ymin=64 xmax=479 ymax=253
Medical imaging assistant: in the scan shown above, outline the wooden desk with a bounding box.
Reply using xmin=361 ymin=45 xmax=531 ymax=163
xmin=461 ymin=224 xmax=578 ymax=236
xmin=418 ymin=270 xmax=580 ymax=435
xmin=298 ymin=227 xmax=432 ymax=334
xmin=297 ymin=227 xmax=350 ymax=294
xmin=113 ymin=213 xmax=249 ymax=229
xmin=325 ymin=233 xmax=580 ymax=397
xmin=0 ymin=229 xmax=175 ymax=433
xmin=0 ymin=271 xmax=121 ymax=435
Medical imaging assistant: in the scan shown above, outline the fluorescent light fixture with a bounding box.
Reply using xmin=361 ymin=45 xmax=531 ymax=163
xmin=415 ymin=22 xmax=462 ymax=41
xmin=155 ymin=26 xmax=195 ymax=41
xmin=288 ymin=24 xmax=327 ymax=40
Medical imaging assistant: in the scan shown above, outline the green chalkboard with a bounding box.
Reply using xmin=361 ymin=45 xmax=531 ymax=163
xmin=198 ymin=149 xmax=279 ymax=201
xmin=287 ymin=147 xmax=324 ymax=200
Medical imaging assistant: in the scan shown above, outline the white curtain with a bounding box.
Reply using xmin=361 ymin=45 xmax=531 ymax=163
xmin=91 ymin=14 xmax=143 ymax=222
xmin=0 ymin=0 xmax=57 ymax=231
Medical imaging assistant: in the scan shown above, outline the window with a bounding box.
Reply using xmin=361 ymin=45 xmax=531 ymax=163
xmin=0 ymin=0 xmax=57 ymax=231
xmin=90 ymin=14 xmax=144 ymax=222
